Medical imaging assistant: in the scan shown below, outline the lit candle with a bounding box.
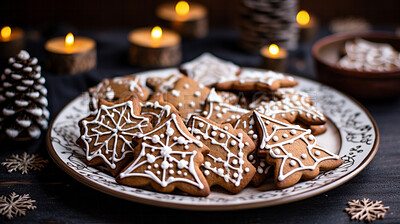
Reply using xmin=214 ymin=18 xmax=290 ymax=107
xmin=0 ymin=26 xmax=25 ymax=59
xmin=296 ymin=10 xmax=318 ymax=42
xmin=260 ymin=44 xmax=288 ymax=72
xmin=45 ymin=33 xmax=96 ymax=74
xmin=128 ymin=26 xmax=181 ymax=67
xmin=156 ymin=1 xmax=208 ymax=38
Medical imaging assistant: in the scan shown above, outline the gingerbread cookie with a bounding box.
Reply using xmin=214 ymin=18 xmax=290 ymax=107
xmin=201 ymin=88 xmax=249 ymax=124
xmin=117 ymin=111 xmax=210 ymax=196
xmin=162 ymin=76 xmax=211 ymax=120
xmin=230 ymin=112 xmax=271 ymax=186
xmin=146 ymin=74 xmax=181 ymax=94
xmin=187 ymin=115 xmax=256 ymax=193
xmin=214 ymin=70 xmax=298 ymax=92
xmin=253 ymin=110 xmax=342 ymax=188
xmin=89 ymin=76 xmax=149 ymax=111
xmin=253 ymin=88 xmax=326 ymax=125
xmin=179 ymin=53 xmax=241 ymax=87
xmin=77 ymin=95 xmax=152 ymax=176
xmin=140 ymin=92 xmax=175 ymax=126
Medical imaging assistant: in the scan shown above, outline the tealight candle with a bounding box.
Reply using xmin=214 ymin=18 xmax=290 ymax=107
xmin=297 ymin=10 xmax=318 ymax=42
xmin=156 ymin=1 xmax=208 ymax=38
xmin=260 ymin=44 xmax=287 ymax=72
xmin=45 ymin=33 xmax=96 ymax=74
xmin=0 ymin=26 xmax=25 ymax=59
xmin=128 ymin=26 xmax=181 ymax=67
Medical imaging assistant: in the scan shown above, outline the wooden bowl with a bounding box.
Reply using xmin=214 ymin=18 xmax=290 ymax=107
xmin=312 ymin=32 xmax=400 ymax=99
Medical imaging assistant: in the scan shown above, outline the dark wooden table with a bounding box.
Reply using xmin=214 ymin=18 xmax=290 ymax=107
xmin=1 ymin=28 xmax=399 ymax=224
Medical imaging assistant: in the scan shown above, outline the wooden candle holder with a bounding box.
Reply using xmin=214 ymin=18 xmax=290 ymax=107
xmin=0 ymin=27 xmax=25 ymax=59
xmin=156 ymin=2 xmax=208 ymax=39
xmin=128 ymin=28 xmax=181 ymax=67
xmin=45 ymin=37 xmax=96 ymax=74
xmin=260 ymin=45 xmax=287 ymax=72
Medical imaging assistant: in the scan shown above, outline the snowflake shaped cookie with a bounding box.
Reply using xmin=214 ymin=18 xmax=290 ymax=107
xmin=77 ymin=95 xmax=151 ymax=176
xmin=188 ymin=115 xmax=256 ymax=193
xmin=179 ymin=53 xmax=241 ymax=87
xmin=117 ymin=112 xmax=210 ymax=196
xmin=0 ymin=192 xmax=36 ymax=220
xmin=345 ymin=198 xmax=389 ymax=222
xmin=254 ymin=110 xmax=342 ymax=188
xmin=201 ymin=88 xmax=249 ymax=124
xmin=1 ymin=153 xmax=48 ymax=174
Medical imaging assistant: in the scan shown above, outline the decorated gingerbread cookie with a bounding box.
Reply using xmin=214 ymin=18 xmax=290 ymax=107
xmin=248 ymin=151 xmax=272 ymax=186
xmin=77 ymin=95 xmax=152 ymax=176
xmin=179 ymin=53 xmax=241 ymax=87
xmin=140 ymin=92 xmax=175 ymax=127
xmin=117 ymin=111 xmax=210 ymax=196
xmin=201 ymin=88 xmax=250 ymax=124
xmin=89 ymin=76 xmax=149 ymax=111
xmin=162 ymin=76 xmax=210 ymax=120
xmin=253 ymin=110 xmax=342 ymax=189
xmin=253 ymin=88 xmax=326 ymax=125
xmin=187 ymin=115 xmax=256 ymax=193
xmin=214 ymin=70 xmax=298 ymax=92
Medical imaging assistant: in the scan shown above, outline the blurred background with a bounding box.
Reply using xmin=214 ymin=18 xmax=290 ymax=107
xmin=1 ymin=0 xmax=399 ymax=29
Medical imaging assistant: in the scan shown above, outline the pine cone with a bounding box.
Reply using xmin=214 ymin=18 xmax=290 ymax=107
xmin=0 ymin=50 xmax=49 ymax=140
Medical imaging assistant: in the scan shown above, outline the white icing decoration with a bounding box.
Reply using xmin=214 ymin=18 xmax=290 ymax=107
xmin=172 ymin=90 xmax=180 ymax=97
xmin=194 ymin=91 xmax=201 ymax=97
xmin=254 ymin=111 xmax=340 ymax=182
xmin=189 ymin=101 xmax=195 ymax=108
xmin=189 ymin=116 xmax=251 ymax=187
xmin=119 ymin=113 xmax=205 ymax=189
xmin=80 ymin=101 xmax=150 ymax=169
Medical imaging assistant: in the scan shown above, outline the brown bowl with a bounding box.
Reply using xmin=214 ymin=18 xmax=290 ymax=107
xmin=312 ymin=32 xmax=400 ymax=99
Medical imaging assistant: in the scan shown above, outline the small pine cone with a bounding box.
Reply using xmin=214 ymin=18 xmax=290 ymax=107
xmin=0 ymin=50 xmax=49 ymax=140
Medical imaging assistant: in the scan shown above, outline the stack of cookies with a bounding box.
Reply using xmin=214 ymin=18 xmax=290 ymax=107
xmin=236 ymin=0 xmax=299 ymax=52
xmin=76 ymin=53 xmax=342 ymax=196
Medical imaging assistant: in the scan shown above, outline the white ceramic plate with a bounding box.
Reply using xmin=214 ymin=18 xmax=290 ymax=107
xmin=47 ymin=68 xmax=379 ymax=211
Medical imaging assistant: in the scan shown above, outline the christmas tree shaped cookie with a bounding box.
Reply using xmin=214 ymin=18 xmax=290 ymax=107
xmin=187 ymin=115 xmax=256 ymax=193
xmin=117 ymin=111 xmax=210 ymax=196
xmin=253 ymin=110 xmax=342 ymax=188
xmin=77 ymin=95 xmax=151 ymax=176
xmin=0 ymin=50 xmax=49 ymax=140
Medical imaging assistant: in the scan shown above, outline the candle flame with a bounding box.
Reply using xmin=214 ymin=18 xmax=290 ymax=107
xmin=151 ymin=26 xmax=162 ymax=40
xmin=175 ymin=1 xmax=189 ymax=16
xmin=65 ymin=33 xmax=74 ymax=47
xmin=1 ymin=26 xmax=11 ymax=40
xmin=269 ymin=44 xmax=280 ymax=56
xmin=297 ymin=10 xmax=310 ymax=26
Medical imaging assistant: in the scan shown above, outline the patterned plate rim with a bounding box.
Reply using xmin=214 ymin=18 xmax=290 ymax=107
xmin=46 ymin=68 xmax=379 ymax=211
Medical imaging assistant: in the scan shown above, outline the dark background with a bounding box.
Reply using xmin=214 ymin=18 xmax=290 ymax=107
xmin=1 ymin=0 xmax=399 ymax=29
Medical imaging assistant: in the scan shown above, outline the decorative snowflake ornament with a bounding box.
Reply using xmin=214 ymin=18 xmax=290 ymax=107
xmin=0 ymin=192 xmax=36 ymax=220
xmin=1 ymin=152 xmax=48 ymax=174
xmin=345 ymin=198 xmax=389 ymax=222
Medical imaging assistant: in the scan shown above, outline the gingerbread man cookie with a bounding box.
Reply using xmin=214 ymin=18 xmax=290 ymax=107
xmin=179 ymin=53 xmax=241 ymax=87
xmin=77 ymin=95 xmax=152 ymax=176
xmin=89 ymin=76 xmax=149 ymax=111
xmin=253 ymin=110 xmax=342 ymax=188
xmin=117 ymin=111 xmax=210 ymax=196
xmin=187 ymin=115 xmax=256 ymax=193
xmin=201 ymin=88 xmax=249 ymax=124
xmin=214 ymin=70 xmax=298 ymax=92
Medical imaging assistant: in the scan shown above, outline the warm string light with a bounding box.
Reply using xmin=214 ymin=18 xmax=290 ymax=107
xmin=297 ymin=10 xmax=310 ymax=26
xmin=65 ymin=33 xmax=74 ymax=48
xmin=1 ymin=26 xmax=11 ymax=40
xmin=175 ymin=1 xmax=189 ymax=16
xmin=268 ymin=44 xmax=280 ymax=56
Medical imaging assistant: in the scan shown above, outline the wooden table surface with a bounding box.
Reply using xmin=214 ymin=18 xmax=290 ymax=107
xmin=0 ymin=28 xmax=399 ymax=224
